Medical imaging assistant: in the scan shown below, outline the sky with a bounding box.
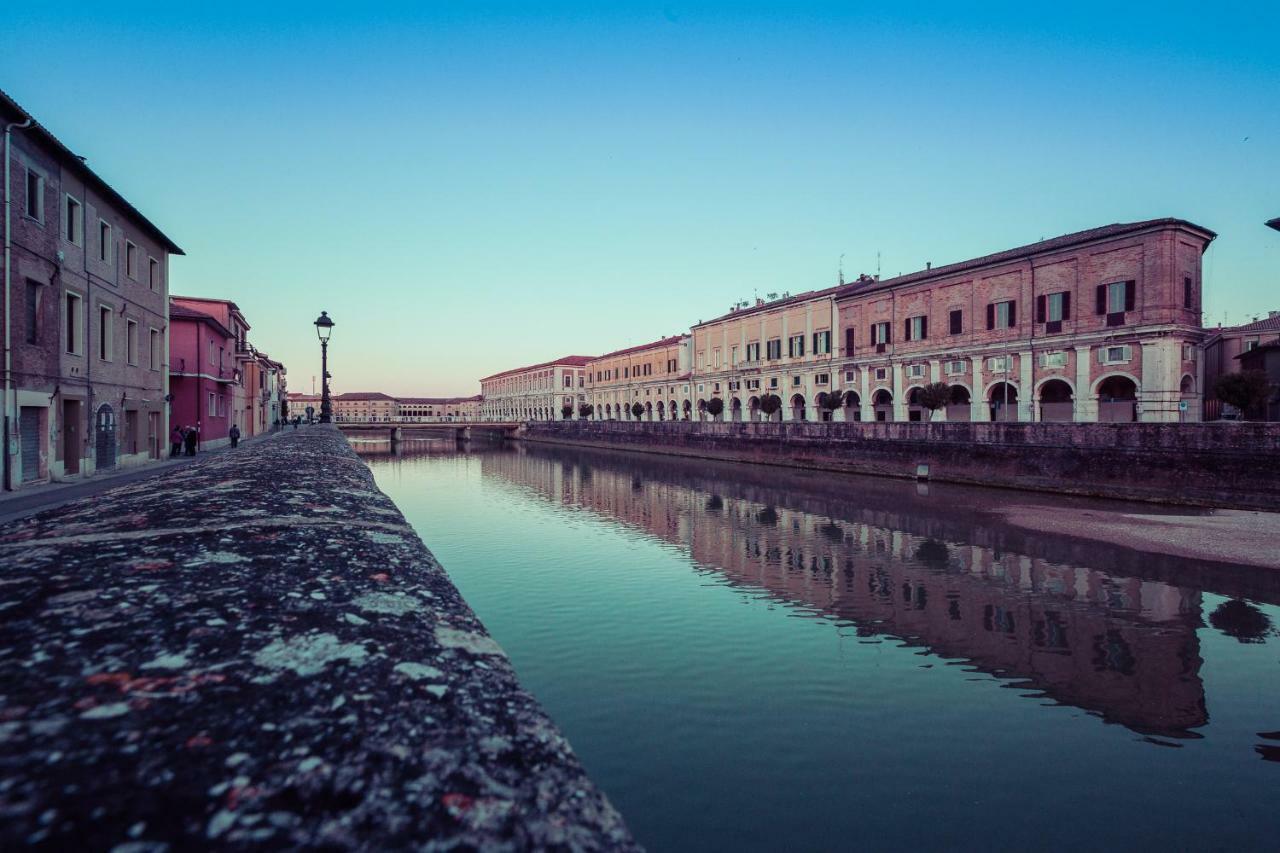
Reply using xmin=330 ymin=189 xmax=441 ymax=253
xmin=3 ymin=1 xmax=1277 ymax=397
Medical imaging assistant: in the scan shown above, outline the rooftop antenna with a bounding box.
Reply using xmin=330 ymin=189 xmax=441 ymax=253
xmin=876 ymin=251 xmax=881 ymax=279
xmin=838 ymin=253 xmax=845 ymax=286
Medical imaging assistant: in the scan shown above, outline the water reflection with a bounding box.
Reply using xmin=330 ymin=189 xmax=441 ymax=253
xmin=471 ymin=446 xmax=1217 ymax=739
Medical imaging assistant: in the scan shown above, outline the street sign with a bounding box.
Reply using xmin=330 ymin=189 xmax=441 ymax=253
xmin=1178 ymin=400 xmax=1188 ymax=412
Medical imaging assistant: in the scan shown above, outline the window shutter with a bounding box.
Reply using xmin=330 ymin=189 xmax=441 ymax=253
xmin=1008 ymin=300 xmax=1016 ymax=326
xmin=920 ymin=316 xmax=928 ymax=339
xmin=904 ymin=319 xmax=911 ymax=341
xmin=950 ymin=309 xmax=962 ymax=335
xmin=885 ymin=324 xmax=892 ymax=344
xmin=869 ymin=323 xmax=875 ymax=344
xmin=845 ymin=327 xmax=855 ymax=354
xmin=1124 ymin=280 xmax=1136 ymax=312
xmin=1097 ymin=348 xmax=1105 ymax=364
xmin=1096 ymin=284 xmax=1106 ymax=315
xmin=986 ymin=303 xmax=995 ymax=330
xmin=1062 ymin=291 xmax=1071 ymax=319
xmin=1036 ymin=295 xmax=1046 ymax=323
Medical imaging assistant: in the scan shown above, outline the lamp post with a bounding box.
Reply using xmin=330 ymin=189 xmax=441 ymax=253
xmin=314 ymin=311 xmax=334 ymax=423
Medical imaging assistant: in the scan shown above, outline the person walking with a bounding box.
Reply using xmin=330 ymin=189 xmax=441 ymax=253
xmin=229 ymin=424 xmax=241 ymax=448
xmin=170 ymin=425 xmax=184 ymax=458
xmin=184 ymin=425 xmax=199 ymax=457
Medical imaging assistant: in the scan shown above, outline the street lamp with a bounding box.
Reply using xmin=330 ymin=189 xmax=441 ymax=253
xmin=1266 ymin=217 xmax=1280 ymax=233
xmin=314 ymin=311 xmax=334 ymax=423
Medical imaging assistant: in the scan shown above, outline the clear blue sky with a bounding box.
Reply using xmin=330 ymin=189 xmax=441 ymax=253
xmin=4 ymin=2 xmax=1277 ymax=396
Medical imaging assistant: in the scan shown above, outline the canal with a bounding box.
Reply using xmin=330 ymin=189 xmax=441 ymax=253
xmin=357 ymin=438 xmax=1280 ymax=851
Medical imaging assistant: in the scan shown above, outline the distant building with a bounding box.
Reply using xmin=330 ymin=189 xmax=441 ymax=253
xmin=585 ymin=335 xmax=692 ymax=420
xmin=396 ymin=395 xmax=482 ymax=422
xmin=1202 ymin=312 xmax=1280 ymax=420
xmin=2 ymin=88 xmax=183 ymax=489
xmin=479 ymin=357 xmax=593 ymax=421
xmin=333 ymin=391 xmax=396 ymax=422
xmin=287 ymin=391 xmax=321 ymax=422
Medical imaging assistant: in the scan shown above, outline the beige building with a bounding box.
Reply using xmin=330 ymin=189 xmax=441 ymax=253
xmin=397 ymin=395 xmax=482 ymax=422
xmin=585 ymin=335 xmax=692 ymax=420
xmin=480 ymin=356 xmax=592 ymax=421
xmin=333 ymin=391 xmax=396 ymax=422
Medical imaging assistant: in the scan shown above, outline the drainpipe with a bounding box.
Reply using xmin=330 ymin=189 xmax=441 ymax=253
xmin=3 ymin=116 xmax=35 ymax=491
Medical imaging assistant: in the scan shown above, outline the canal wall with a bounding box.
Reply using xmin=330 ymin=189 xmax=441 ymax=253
xmin=520 ymin=420 xmax=1280 ymax=509
xmin=0 ymin=426 xmax=636 ymax=850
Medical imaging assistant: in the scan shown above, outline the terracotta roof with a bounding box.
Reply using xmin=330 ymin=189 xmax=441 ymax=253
xmin=168 ymin=303 xmax=234 ymax=339
xmin=398 ymin=396 xmax=483 ymax=405
xmin=1222 ymin=314 xmax=1280 ymax=335
xmin=694 ymin=218 xmax=1216 ymax=328
xmin=1 ymin=87 xmax=183 ymax=254
xmin=480 ymin=356 xmax=595 ymax=383
xmin=334 ymin=392 xmax=396 ymax=402
xmin=588 ymin=335 xmax=687 ymax=362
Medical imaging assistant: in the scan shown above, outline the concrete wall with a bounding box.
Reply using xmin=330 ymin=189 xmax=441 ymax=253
xmin=520 ymin=420 xmax=1280 ymax=510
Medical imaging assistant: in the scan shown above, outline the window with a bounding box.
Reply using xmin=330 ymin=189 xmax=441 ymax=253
xmin=1244 ymin=338 xmax=1259 ymax=352
xmin=769 ymin=377 xmax=779 ymax=388
xmin=747 ymin=379 xmax=761 ymax=390
xmin=65 ymin=292 xmax=84 ymax=355
xmin=987 ymin=300 xmax=1016 ymax=330
xmin=1184 ymin=276 xmax=1194 ymax=309
xmin=99 ymin=220 xmax=113 ymax=262
xmin=209 ymin=339 xmax=216 ymax=365
xmin=987 ymin=355 xmax=1011 ymax=372
xmin=25 ymin=280 xmax=41 ymax=344
xmin=1182 ymin=343 xmax=1196 ymax=362
xmin=126 ymin=320 xmax=138 ymax=365
xmin=844 ymin=327 xmax=855 ymax=354
xmin=874 ymin=367 xmax=888 ymax=381
xmin=792 ymin=376 xmax=802 ymax=387
xmin=1039 ymin=351 xmax=1068 ymax=368
xmin=870 ymin=322 xmax=891 ymax=347
xmin=25 ymin=169 xmax=44 ymax=223
xmin=813 ymin=330 xmax=831 ymax=355
xmin=908 ymin=364 xmax=925 ymax=379
xmin=788 ymin=334 xmax=805 ymax=358
xmin=149 ymin=258 xmax=160 ymax=290
xmin=150 ymin=329 xmax=162 ymax=370
xmin=766 ymin=339 xmax=782 ymax=360
xmin=208 ymin=392 xmax=217 ymax=417
xmin=746 ymin=342 xmax=761 ymax=362
xmin=945 ymin=359 xmax=967 ymax=375
xmin=713 ymin=348 xmax=721 ymax=368
xmin=65 ymin=195 xmax=83 ymax=244
xmin=905 ymin=315 xmax=927 ymax=341
xmin=844 ymin=369 xmax=856 ymax=382
xmin=1100 ymin=345 xmax=1131 ymax=365
xmin=98 ymin=306 xmax=113 ymax=361
xmin=730 ymin=346 xmax=738 ymax=365
xmin=1036 ymin=291 xmax=1070 ymax=332
xmin=949 ymin=309 xmax=963 ymax=335
xmin=1096 ymin=280 xmax=1135 ymax=326
xmin=126 ymin=241 xmax=138 ymax=278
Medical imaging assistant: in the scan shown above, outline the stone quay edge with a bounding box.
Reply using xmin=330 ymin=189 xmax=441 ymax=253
xmin=0 ymin=426 xmax=637 ymax=851
xmin=519 ymin=420 xmax=1280 ymax=510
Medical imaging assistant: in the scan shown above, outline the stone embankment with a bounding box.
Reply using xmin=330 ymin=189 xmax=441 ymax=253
xmin=522 ymin=420 xmax=1280 ymax=510
xmin=0 ymin=427 xmax=636 ymax=850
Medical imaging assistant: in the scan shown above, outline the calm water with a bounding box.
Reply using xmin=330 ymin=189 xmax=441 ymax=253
xmin=357 ymin=438 xmax=1280 ymax=852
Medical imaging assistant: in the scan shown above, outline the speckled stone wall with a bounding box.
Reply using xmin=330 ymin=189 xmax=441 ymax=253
xmin=0 ymin=426 xmax=637 ymax=850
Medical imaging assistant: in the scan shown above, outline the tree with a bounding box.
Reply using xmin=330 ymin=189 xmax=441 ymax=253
xmin=631 ymin=401 xmax=644 ymax=419
xmin=917 ymin=382 xmax=952 ymax=420
xmin=1214 ymin=370 xmax=1273 ymax=419
xmin=759 ymin=393 xmax=782 ymax=418
xmin=706 ymin=397 xmax=725 ymax=419
xmin=578 ymin=402 xmax=594 ymax=418
xmin=561 ymin=404 xmax=573 ymax=419
xmin=820 ymin=390 xmax=844 ymax=414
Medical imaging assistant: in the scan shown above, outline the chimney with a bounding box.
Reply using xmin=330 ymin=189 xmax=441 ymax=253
xmin=926 ymin=261 xmax=932 ymax=270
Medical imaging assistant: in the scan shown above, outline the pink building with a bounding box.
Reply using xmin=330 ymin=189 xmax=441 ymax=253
xmin=168 ymin=301 xmax=241 ymax=448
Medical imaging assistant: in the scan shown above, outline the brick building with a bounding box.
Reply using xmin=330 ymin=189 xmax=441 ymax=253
xmin=3 ymin=89 xmax=182 ymax=489
xmin=1202 ymin=313 xmax=1280 ymax=420
xmin=584 ymin=335 xmax=692 ymax=420
xmin=691 ymin=219 xmax=1213 ymax=423
xmin=479 ymin=356 xmax=592 ymax=421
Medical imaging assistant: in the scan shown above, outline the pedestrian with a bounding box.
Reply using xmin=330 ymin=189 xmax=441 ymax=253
xmin=293 ymin=416 xmax=300 ymax=430
xmin=229 ymin=424 xmax=241 ymax=448
xmin=170 ymin=425 xmax=184 ymax=458
xmin=184 ymin=425 xmax=198 ymax=457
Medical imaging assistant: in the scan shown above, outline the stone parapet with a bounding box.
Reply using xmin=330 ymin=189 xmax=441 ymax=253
xmin=0 ymin=426 xmax=636 ymax=850
xmin=522 ymin=420 xmax=1280 ymax=509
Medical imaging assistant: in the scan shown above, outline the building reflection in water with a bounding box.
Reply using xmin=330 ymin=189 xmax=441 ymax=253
xmin=470 ymin=445 xmax=1210 ymax=739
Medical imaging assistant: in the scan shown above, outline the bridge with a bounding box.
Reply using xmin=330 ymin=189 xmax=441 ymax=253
xmin=335 ymin=421 xmax=523 ymax=442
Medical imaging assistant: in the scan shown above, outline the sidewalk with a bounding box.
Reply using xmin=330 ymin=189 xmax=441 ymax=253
xmin=0 ymin=428 xmax=285 ymax=525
